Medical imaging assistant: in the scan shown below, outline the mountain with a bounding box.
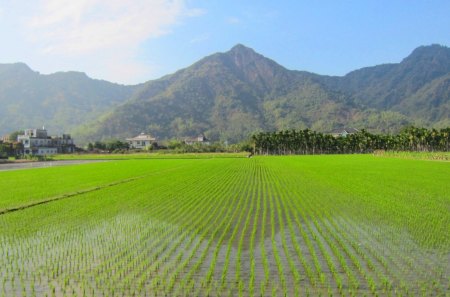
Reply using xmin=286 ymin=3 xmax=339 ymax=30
xmin=75 ymin=45 xmax=363 ymax=142
xmin=76 ymin=44 xmax=449 ymax=143
xmin=319 ymin=44 xmax=450 ymax=109
xmin=76 ymin=44 xmax=331 ymax=142
xmin=1 ymin=44 xmax=449 ymax=144
xmin=0 ymin=63 xmax=138 ymax=136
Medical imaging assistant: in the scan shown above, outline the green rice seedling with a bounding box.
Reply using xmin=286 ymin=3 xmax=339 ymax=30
xmin=0 ymin=155 xmax=448 ymax=296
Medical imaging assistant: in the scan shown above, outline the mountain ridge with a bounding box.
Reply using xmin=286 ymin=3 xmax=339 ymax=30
xmin=1 ymin=43 xmax=449 ymax=143
xmin=0 ymin=63 xmax=139 ymax=136
xmin=74 ymin=43 xmax=449 ymax=143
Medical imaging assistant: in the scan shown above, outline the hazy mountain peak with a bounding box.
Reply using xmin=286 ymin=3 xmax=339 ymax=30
xmin=228 ymin=43 xmax=257 ymax=54
xmin=0 ymin=62 xmax=34 ymax=76
xmin=225 ymin=44 xmax=267 ymax=64
xmin=396 ymin=44 xmax=450 ymax=93
xmin=216 ymin=43 xmax=291 ymax=88
xmin=49 ymin=71 xmax=90 ymax=80
xmin=402 ymin=44 xmax=450 ymax=64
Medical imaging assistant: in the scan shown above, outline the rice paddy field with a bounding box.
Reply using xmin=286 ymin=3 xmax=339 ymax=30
xmin=0 ymin=155 xmax=449 ymax=296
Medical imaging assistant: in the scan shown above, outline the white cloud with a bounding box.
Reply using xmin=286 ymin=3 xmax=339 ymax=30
xmin=21 ymin=0 xmax=203 ymax=83
xmin=226 ymin=17 xmax=241 ymax=25
xmin=28 ymin=0 xmax=199 ymax=54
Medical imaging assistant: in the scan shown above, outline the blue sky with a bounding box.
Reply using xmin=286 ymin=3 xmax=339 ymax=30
xmin=0 ymin=0 xmax=449 ymax=84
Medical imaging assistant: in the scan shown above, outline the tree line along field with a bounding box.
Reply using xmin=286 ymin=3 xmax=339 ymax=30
xmin=0 ymin=155 xmax=449 ymax=296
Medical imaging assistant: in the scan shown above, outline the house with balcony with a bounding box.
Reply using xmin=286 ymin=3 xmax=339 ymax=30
xmin=17 ymin=127 xmax=75 ymax=155
xmin=126 ymin=133 xmax=157 ymax=149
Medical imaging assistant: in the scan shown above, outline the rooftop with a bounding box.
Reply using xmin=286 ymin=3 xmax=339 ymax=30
xmin=331 ymin=127 xmax=359 ymax=134
xmin=126 ymin=133 xmax=156 ymax=141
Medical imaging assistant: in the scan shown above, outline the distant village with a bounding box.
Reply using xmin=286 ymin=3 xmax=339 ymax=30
xmin=0 ymin=127 xmax=216 ymax=158
xmin=0 ymin=126 xmax=360 ymax=159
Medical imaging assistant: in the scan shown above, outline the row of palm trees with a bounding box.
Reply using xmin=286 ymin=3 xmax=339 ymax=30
xmin=251 ymin=127 xmax=450 ymax=155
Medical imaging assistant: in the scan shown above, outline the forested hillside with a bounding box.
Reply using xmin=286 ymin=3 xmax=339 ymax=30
xmin=77 ymin=44 xmax=449 ymax=143
xmin=1 ymin=44 xmax=449 ymax=144
xmin=0 ymin=63 xmax=138 ymax=135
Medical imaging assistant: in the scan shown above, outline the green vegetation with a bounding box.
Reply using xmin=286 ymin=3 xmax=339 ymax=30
xmin=376 ymin=150 xmax=450 ymax=161
xmin=83 ymin=139 xmax=250 ymax=154
xmin=0 ymin=141 xmax=23 ymax=159
xmin=252 ymin=126 xmax=450 ymax=155
xmin=0 ymin=63 xmax=136 ymax=136
xmin=52 ymin=152 xmax=248 ymax=160
xmin=86 ymin=140 xmax=130 ymax=152
xmin=0 ymin=159 xmax=191 ymax=211
xmin=0 ymin=155 xmax=448 ymax=296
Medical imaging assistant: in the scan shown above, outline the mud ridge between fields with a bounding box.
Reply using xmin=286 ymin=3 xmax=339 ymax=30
xmin=0 ymin=162 xmax=199 ymax=216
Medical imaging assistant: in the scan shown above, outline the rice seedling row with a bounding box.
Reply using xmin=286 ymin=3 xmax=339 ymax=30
xmin=0 ymin=155 xmax=448 ymax=296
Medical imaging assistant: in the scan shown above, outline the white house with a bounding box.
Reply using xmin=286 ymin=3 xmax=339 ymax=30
xmin=184 ymin=134 xmax=210 ymax=145
xmin=126 ymin=133 xmax=157 ymax=149
xmin=17 ymin=127 xmax=75 ymax=155
xmin=331 ymin=128 xmax=359 ymax=138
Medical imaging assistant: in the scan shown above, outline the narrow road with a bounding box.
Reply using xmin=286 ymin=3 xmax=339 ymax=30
xmin=0 ymin=160 xmax=106 ymax=171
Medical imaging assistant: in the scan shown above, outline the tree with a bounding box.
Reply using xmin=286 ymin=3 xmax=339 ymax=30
xmin=8 ymin=130 xmax=24 ymax=142
xmin=251 ymin=126 xmax=450 ymax=155
xmin=0 ymin=143 xmax=10 ymax=158
xmin=12 ymin=142 xmax=23 ymax=156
